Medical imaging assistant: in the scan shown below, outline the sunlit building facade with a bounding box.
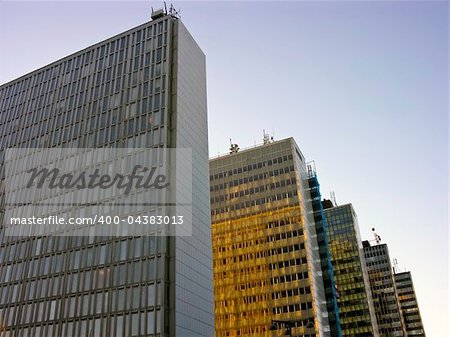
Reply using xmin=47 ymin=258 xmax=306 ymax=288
xmin=394 ymin=272 xmax=426 ymax=337
xmin=210 ymin=138 xmax=330 ymax=337
xmin=0 ymin=11 xmax=214 ymax=337
xmin=363 ymin=241 xmax=406 ymax=337
xmin=322 ymin=202 xmax=379 ymax=337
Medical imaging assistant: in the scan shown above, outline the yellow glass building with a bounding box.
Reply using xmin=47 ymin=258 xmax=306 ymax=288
xmin=210 ymin=138 xmax=330 ymax=337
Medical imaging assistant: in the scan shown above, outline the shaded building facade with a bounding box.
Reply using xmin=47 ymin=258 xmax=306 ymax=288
xmin=210 ymin=138 xmax=330 ymax=337
xmin=0 ymin=11 xmax=214 ymax=337
xmin=322 ymin=202 xmax=379 ymax=337
xmin=307 ymin=165 xmax=342 ymax=337
xmin=363 ymin=241 xmax=406 ymax=337
xmin=394 ymin=272 xmax=426 ymax=337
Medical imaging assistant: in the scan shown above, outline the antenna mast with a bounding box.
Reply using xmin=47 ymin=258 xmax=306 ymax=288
xmin=229 ymin=139 xmax=239 ymax=154
xmin=330 ymin=191 xmax=337 ymax=206
xmin=371 ymin=227 xmax=381 ymax=244
xmin=166 ymin=2 xmax=181 ymax=18
xmin=263 ymin=129 xmax=274 ymax=145
xmin=392 ymin=258 xmax=399 ymax=274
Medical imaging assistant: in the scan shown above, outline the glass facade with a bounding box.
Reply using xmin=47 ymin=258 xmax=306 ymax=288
xmin=0 ymin=14 xmax=213 ymax=337
xmin=210 ymin=138 xmax=330 ymax=337
xmin=393 ymin=272 xmax=426 ymax=337
xmin=363 ymin=242 xmax=406 ymax=337
xmin=307 ymin=167 xmax=342 ymax=337
xmin=323 ymin=203 xmax=379 ymax=337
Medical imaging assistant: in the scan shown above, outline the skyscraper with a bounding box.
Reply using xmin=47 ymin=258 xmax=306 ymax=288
xmin=394 ymin=272 xmax=426 ymax=337
xmin=210 ymin=137 xmax=330 ymax=337
xmin=322 ymin=202 xmax=379 ymax=337
xmin=0 ymin=10 xmax=214 ymax=337
xmin=363 ymin=241 xmax=406 ymax=337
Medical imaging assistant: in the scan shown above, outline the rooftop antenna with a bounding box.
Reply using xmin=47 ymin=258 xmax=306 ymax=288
xmin=229 ymin=139 xmax=239 ymax=154
xmin=307 ymin=161 xmax=316 ymax=178
xmin=392 ymin=258 xmax=399 ymax=274
xmin=263 ymin=129 xmax=274 ymax=145
xmin=166 ymin=2 xmax=181 ymax=19
xmin=330 ymin=191 xmax=337 ymax=206
xmin=263 ymin=129 xmax=270 ymax=145
xmin=371 ymin=227 xmax=381 ymax=244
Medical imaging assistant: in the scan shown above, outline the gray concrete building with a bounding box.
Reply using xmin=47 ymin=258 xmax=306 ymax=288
xmin=0 ymin=10 xmax=214 ymax=337
xmin=363 ymin=241 xmax=406 ymax=337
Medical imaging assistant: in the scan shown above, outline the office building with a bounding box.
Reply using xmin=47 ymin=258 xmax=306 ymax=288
xmin=394 ymin=272 xmax=426 ymax=337
xmin=363 ymin=241 xmax=406 ymax=337
xmin=210 ymin=137 xmax=331 ymax=337
xmin=307 ymin=165 xmax=342 ymax=337
xmin=0 ymin=10 xmax=214 ymax=337
xmin=322 ymin=202 xmax=379 ymax=337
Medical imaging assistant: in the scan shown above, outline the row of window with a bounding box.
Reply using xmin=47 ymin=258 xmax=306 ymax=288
xmin=267 ymin=242 xmax=305 ymax=257
xmin=211 ymin=177 xmax=297 ymax=205
xmin=338 ymin=297 xmax=371 ymax=310
xmin=210 ymin=154 xmax=294 ymax=181
xmin=272 ymin=301 xmax=313 ymax=314
xmin=1 ymin=235 xmax=161 ymax=265
xmin=211 ymin=191 xmax=298 ymax=216
xmin=1 ymin=282 xmax=163 ymax=324
xmin=268 ymin=229 xmax=303 ymax=242
xmin=266 ymin=216 xmax=302 ymax=229
xmin=366 ymin=259 xmax=390 ymax=267
xmin=272 ymin=286 xmax=311 ymax=299
xmin=1 ymin=308 xmax=163 ymax=337
xmin=212 ymin=213 xmax=302 ymax=243
xmin=216 ymin=314 xmax=314 ymax=337
xmin=270 ymin=270 xmax=309 ymax=285
xmin=268 ymin=256 xmax=308 ymax=270
xmin=0 ymin=236 xmax=159 ymax=283
xmin=1 ymin=261 xmax=162 ymax=306
xmin=210 ymin=165 xmax=295 ymax=192
xmin=217 ymin=242 xmax=302 ymax=265
xmin=217 ymin=322 xmax=269 ymax=337
xmin=214 ymin=232 xmax=304 ymax=264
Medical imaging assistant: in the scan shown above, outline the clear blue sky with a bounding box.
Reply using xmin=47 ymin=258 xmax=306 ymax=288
xmin=0 ymin=1 xmax=448 ymax=336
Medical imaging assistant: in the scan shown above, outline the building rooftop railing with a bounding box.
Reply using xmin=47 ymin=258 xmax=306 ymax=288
xmin=209 ymin=138 xmax=291 ymax=160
